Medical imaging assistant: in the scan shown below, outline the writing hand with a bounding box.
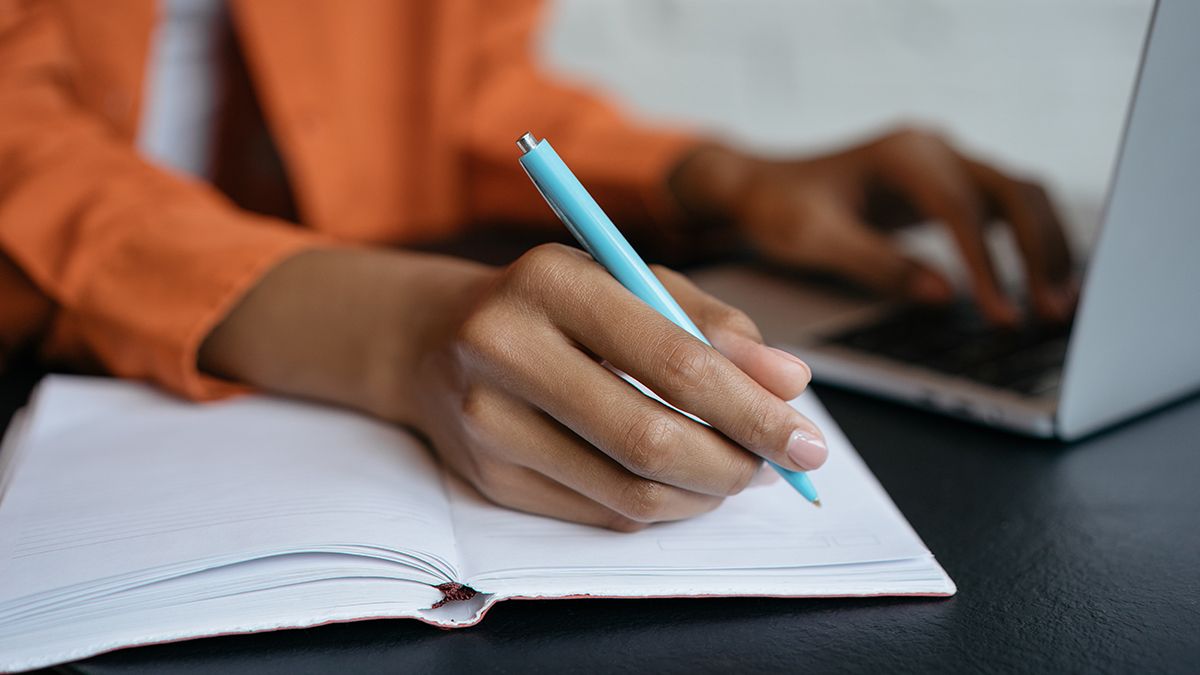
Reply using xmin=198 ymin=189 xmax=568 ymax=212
xmin=414 ymin=244 xmax=824 ymax=530
xmin=201 ymin=246 xmax=823 ymax=531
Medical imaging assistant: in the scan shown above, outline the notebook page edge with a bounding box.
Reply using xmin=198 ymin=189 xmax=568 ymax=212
xmin=0 ymin=576 xmax=443 ymax=673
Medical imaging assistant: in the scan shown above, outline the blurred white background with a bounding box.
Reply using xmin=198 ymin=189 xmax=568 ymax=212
xmin=540 ymin=0 xmax=1154 ymax=280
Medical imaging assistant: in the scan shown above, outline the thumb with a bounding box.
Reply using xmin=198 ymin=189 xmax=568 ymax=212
xmin=651 ymin=265 xmax=812 ymax=400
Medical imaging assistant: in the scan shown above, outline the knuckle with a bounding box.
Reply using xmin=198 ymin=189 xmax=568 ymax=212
xmin=876 ymin=126 xmax=957 ymax=168
xmin=659 ymin=336 xmax=715 ymax=393
xmin=458 ymin=384 xmax=490 ymax=429
xmin=724 ymin=456 xmax=765 ymax=496
xmin=887 ymin=124 xmax=946 ymax=149
xmin=507 ymin=243 xmax=581 ymax=296
xmin=620 ymin=479 xmax=670 ymax=522
xmin=455 ymin=307 xmax=510 ymax=368
xmin=737 ymin=397 xmax=779 ymax=455
xmin=621 ymin=411 xmax=682 ymax=480
xmin=458 ymin=385 xmax=502 ymax=445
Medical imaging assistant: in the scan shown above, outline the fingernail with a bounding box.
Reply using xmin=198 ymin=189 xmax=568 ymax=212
xmin=767 ymin=347 xmax=811 ymax=386
xmin=786 ymin=429 xmax=828 ymax=470
xmin=748 ymin=463 xmax=781 ymax=488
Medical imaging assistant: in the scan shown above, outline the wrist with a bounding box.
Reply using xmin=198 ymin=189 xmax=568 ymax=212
xmin=199 ymin=247 xmax=494 ymax=427
xmin=370 ymin=254 xmax=496 ymax=428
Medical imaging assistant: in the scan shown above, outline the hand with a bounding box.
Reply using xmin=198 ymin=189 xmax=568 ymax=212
xmin=412 ymin=244 xmax=825 ymax=530
xmin=670 ymin=127 xmax=1076 ymax=324
xmin=201 ymin=245 xmax=825 ymax=531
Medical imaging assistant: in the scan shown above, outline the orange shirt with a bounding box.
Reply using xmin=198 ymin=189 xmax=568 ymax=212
xmin=0 ymin=0 xmax=694 ymax=398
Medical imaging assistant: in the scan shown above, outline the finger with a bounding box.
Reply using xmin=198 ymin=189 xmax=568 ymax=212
xmin=546 ymin=271 xmax=829 ymax=472
xmin=651 ymin=266 xmax=812 ymax=400
xmin=473 ymin=392 xmax=727 ymax=523
xmin=481 ymin=328 xmax=779 ymax=494
xmin=790 ymin=198 xmax=956 ymax=305
xmin=962 ymin=158 xmax=1075 ymax=320
xmin=737 ymin=183 xmax=955 ymax=306
xmin=709 ymin=333 xmax=812 ymax=402
xmin=470 ymin=459 xmax=653 ymax=532
xmin=494 ymin=244 xmax=828 ymax=473
xmin=871 ymin=131 xmax=1018 ymax=324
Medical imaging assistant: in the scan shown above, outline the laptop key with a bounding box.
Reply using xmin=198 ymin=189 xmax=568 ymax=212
xmin=826 ymin=304 xmax=1072 ymax=396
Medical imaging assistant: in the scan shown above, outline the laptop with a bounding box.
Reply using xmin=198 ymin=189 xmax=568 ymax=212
xmin=692 ymin=0 xmax=1199 ymax=440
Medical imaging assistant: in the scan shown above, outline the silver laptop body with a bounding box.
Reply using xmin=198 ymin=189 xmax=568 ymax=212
xmin=692 ymin=0 xmax=1200 ymax=440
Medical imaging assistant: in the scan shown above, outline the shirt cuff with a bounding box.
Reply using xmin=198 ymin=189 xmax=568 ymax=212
xmin=45 ymin=203 xmax=327 ymax=402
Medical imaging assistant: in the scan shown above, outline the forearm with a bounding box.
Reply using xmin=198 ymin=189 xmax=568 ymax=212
xmin=198 ymin=247 xmax=493 ymax=425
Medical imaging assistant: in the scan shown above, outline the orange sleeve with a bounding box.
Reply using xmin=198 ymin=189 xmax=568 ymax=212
xmin=0 ymin=251 xmax=52 ymax=369
xmin=455 ymin=0 xmax=700 ymax=232
xmin=0 ymin=1 xmax=321 ymax=399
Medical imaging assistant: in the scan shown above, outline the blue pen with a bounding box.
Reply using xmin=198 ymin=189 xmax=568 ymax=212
xmin=516 ymin=132 xmax=821 ymax=507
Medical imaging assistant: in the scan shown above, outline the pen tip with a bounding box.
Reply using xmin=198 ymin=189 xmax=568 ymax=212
xmin=812 ymin=499 xmax=822 ymax=508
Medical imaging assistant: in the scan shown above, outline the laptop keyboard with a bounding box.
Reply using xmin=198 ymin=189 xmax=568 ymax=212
xmin=824 ymin=304 xmax=1072 ymax=397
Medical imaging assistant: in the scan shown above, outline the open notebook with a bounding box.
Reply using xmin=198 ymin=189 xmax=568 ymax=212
xmin=0 ymin=376 xmax=954 ymax=671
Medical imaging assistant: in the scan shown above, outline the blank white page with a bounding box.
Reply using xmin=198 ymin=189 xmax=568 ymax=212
xmin=0 ymin=377 xmax=461 ymax=609
xmin=451 ymin=392 xmax=937 ymax=585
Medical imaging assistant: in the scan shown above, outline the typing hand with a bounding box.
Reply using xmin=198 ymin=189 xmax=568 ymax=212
xmin=670 ymin=127 xmax=1076 ymax=325
xmin=415 ymin=244 xmax=824 ymax=531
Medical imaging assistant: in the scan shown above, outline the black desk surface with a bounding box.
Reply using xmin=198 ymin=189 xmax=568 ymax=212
xmin=3 ymin=364 xmax=1198 ymax=674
